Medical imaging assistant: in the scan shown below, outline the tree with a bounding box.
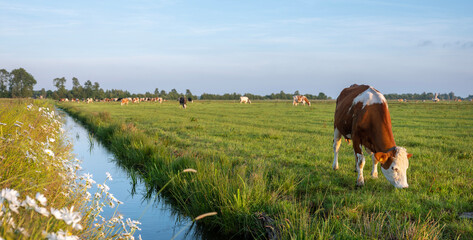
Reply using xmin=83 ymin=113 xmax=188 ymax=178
xmin=448 ymin=92 xmax=455 ymax=100
xmin=71 ymin=77 xmax=83 ymax=99
xmin=185 ymin=89 xmax=197 ymax=99
xmin=10 ymin=68 xmax=37 ymax=98
xmin=84 ymin=80 xmax=93 ymax=98
xmin=154 ymin=88 xmax=159 ymax=96
xmin=0 ymin=69 xmax=12 ymax=97
xmin=317 ymin=92 xmax=327 ymax=100
xmin=168 ymin=88 xmax=179 ymax=100
xmin=92 ymin=82 xmax=100 ymax=98
xmin=159 ymin=90 xmax=166 ymax=97
xmin=40 ymin=88 xmax=46 ymax=99
xmin=53 ymin=77 xmax=67 ymax=99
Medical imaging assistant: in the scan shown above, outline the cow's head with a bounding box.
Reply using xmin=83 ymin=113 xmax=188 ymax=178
xmin=375 ymin=147 xmax=412 ymax=188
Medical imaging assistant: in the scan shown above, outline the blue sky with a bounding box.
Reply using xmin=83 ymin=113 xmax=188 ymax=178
xmin=1 ymin=0 xmax=472 ymax=97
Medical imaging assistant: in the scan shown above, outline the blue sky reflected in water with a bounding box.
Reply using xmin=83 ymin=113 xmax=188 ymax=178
xmin=61 ymin=113 xmax=200 ymax=240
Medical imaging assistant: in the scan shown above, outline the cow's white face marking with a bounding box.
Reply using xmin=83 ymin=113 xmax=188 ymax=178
xmin=381 ymin=147 xmax=409 ymax=188
xmin=352 ymin=87 xmax=387 ymax=109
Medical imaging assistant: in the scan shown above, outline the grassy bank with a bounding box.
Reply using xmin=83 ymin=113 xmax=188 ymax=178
xmin=0 ymin=99 xmax=140 ymax=239
xmin=58 ymin=100 xmax=473 ymax=239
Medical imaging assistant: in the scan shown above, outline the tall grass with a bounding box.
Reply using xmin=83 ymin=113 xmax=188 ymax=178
xmin=58 ymin=100 xmax=473 ymax=239
xmin=0 ymin=99 xmax=140 ymax=239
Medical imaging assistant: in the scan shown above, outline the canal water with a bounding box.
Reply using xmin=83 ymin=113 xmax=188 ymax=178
xmin=61 ymin=112 xmax=203 ymax=239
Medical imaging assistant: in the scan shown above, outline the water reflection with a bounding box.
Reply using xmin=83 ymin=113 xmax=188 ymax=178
xmin=60 ymin=111 xmax=211 ymax=240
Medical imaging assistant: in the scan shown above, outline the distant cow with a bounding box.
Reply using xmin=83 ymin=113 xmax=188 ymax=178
xmin=188 ymin=97 xmax=193 ymax=103
xmin=120 ymin=98 xmax=129 ymax=106
xmin=86 ymin=98 xmax=93 ymax=104
xmin=158 ymin=97 xmax=163 ymax=103
xmin=293 ymin=95 xmax=311 ymax=106
xmin=332 ymin=84 xmax=412 ymax=188
xmin=240 ymin=96 xmax=251 ymax=104
xmin=179 ymin=97 xmax=187 ymax=109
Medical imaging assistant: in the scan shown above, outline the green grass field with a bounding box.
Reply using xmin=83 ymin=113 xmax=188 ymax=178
xmin=59 ymin=100 xmax=473 ymax=239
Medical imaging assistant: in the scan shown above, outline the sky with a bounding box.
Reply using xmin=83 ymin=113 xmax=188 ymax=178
xmin=1 ymin=0 xmax=472 ymax=98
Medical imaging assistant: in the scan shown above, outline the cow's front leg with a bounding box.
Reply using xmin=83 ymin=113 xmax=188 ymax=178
xmin=353 ymin=143 xmax=365 ymax=186
xmin=364 ymin=148 xmax=378 ymax=178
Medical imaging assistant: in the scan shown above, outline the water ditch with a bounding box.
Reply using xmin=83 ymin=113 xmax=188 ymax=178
xmin=60 ymin=111 xmax=222 ymax=239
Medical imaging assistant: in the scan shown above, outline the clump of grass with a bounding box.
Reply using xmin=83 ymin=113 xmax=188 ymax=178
xmin=0 ymin=100 xmax=141 ymax=239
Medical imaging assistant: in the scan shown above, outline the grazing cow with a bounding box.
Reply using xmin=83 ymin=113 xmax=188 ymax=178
xmin=433 ymin=93 xmax=440 ymax=102
xmin=240 ymin=96 xmax=251 ymax=104
xmin=60 ymin=98 xmax=69 ymax=102
xmin=120 ymin=98 xmax=129 ymax=106
xmin=158 ymin=97 xmax=163 ymax=103
xmin=293 ymin=95 xmax=311 ymax=106
xmin=178 ymin=97 xmax=187 ymax=109
xmin=188 ymin=97 xmax=193 ymax=103
xmin=86 ymin=98 xmax=93 ymax=104
xmin=332 ymin=84 xmax=412 ymax=188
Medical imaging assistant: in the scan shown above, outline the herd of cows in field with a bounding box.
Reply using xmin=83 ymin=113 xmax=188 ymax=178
xmin=58 ymin=84 xmax=471 ymax=189
xmin=59 ymin=95 xmax=314 ymax=107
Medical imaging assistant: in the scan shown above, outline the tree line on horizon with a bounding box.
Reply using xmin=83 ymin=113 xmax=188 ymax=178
xmin=1 ymin=67 xmax=472 ymax=101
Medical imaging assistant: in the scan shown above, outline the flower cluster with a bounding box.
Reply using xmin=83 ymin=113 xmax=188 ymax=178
xmin=1 ymin=103 xmax=142 ymax=239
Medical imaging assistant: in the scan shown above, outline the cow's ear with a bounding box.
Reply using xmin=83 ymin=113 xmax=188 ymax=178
xmin=407 ymin=153 xmax=413 ymax=159
xmin=374 ymin=152 xmax=389 ymax=163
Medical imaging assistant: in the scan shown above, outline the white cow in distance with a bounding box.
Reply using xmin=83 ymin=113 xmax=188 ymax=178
xmin=240 ymin=96 xmax=251 ymax=104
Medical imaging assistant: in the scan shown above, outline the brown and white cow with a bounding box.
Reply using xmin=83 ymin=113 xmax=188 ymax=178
xmin=332 ymin=84 xmax=412 ymax=188
xmin=120 ymin=98 xmax=129 ymax=106
xmin=293 ymin=95 xmax=311 ymax=106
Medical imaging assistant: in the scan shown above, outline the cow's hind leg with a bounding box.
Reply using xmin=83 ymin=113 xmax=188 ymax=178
xmin=332 ymin=128 xmax=342 ymax=170
xmin=353 ymin=142 xmax=365 ymax=186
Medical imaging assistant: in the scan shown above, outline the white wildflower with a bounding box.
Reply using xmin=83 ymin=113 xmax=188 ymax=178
xmin=44 ymin=149 xmax=55 ymax=157
xmin=21 ymin=195 xmax=37 ymax=209
xmin=27 ymin=104 xmax=33 ymax=110
xmin=14 ymin=123 xmax=21 ymax=128
xmin=105 ymin=172 xmax=113 ymax=181
xmin=36 ymin=192 xmax=47 ymax=206
xmin=94 ymin=192 xmax=102 ymax=199
xmin=17 ymin=227 xmax=29 ymax=237
xmin=85 ymin=192 xmax=92 ymax=200
xmin=15 ymin=121 xmax=23 ymax=126
xmin=83 ymin=173 xmax=96 ymax=185
xmin=126 ymin=218 xmax=142 ymax=231
xmin=61 ymin=206 xmax=82 ymax=227
xmin=50 ymin=207 xmax=63 ymax=220
xmin=1 ymin=188 xmax=20 ymax=204
xmin=97 ymin=184 xmax=110 ymax=192
xmin=48 ymin=137 xmax=55 ymax=143
xmin=25 ymin=150 xmax=37 ymax=162
xmin=34 ymin=206 xmax=50 ymax=217
xmin=0 ymin=122 xmax=6 ymax=126
xmin=9 ymin=203 xmax=20 ymax=213
xmin=46 ymin=229 xmax=79 ymax=240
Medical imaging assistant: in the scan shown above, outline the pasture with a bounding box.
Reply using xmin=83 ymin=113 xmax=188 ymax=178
xmin=59 ymin=100 xmax=473 ymax=239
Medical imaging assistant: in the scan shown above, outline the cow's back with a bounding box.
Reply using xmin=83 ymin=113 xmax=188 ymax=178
xmin=334 ymin=84 xmax=370 ymax=137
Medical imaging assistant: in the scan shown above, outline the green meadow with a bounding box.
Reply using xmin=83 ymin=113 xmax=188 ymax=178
xmin=59 ymin=100 xmax=473 ymax=239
